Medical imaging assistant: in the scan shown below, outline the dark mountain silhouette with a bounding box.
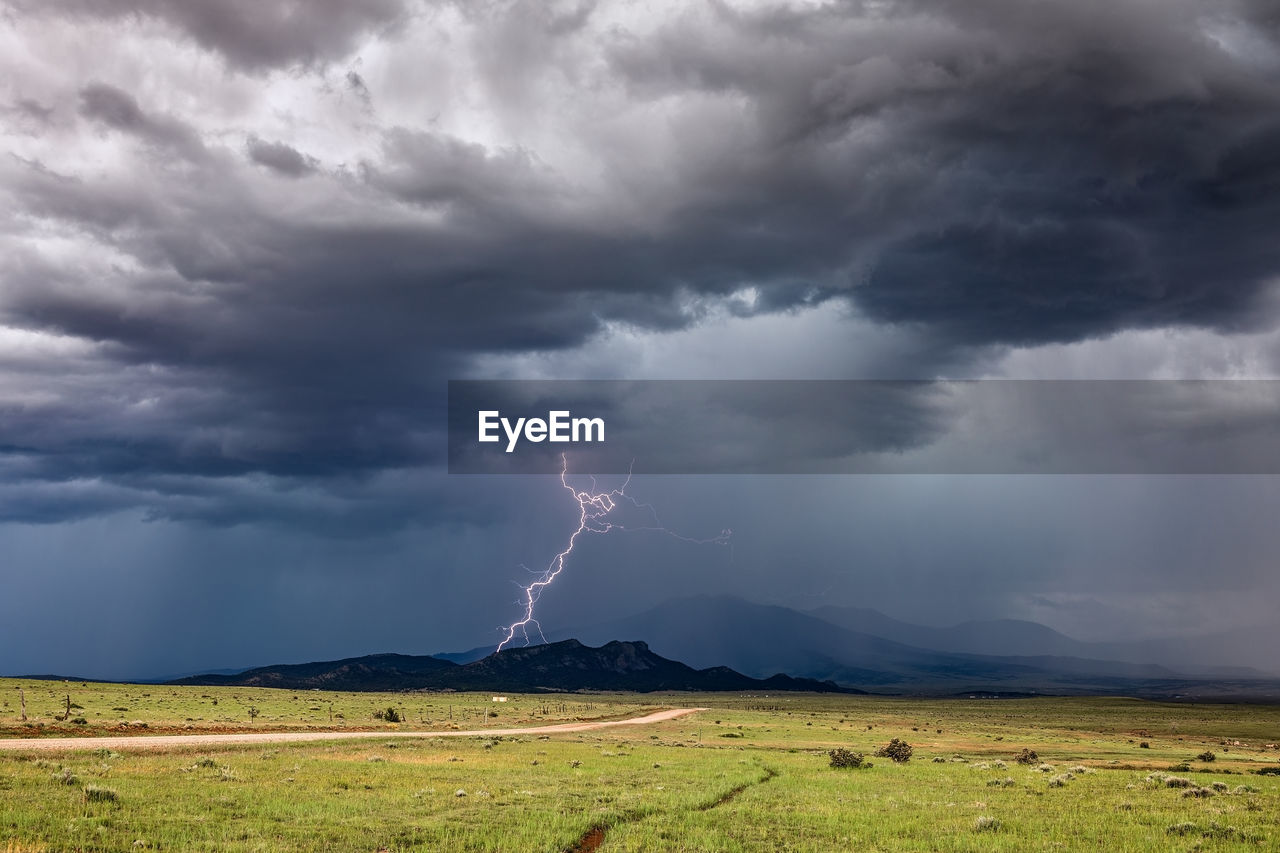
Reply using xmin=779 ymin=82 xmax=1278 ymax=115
xmin=452 ymin=639 xmax=849 ymax=693
xmin=172 ymin=652 xmax=458 ymax=691
xmin=171 ymin=639 xmax=852 ymax=693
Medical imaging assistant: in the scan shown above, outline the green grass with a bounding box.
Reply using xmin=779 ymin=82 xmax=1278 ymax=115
xmin=0 ymin=678 xmax=641 ymax=738
xmin=3 ymin=679 xmax=1280 ymax=851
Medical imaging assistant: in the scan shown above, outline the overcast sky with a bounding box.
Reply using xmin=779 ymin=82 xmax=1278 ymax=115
xmin=3 ymin=0 xmax=1280 ymax=679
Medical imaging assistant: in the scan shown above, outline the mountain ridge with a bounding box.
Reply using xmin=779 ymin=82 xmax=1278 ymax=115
xmin=170 ymin=639 xmax=854 ymax=694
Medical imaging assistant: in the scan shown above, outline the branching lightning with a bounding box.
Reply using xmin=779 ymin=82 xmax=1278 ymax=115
xmin=496 ymin=453 xmax=730 ymax=651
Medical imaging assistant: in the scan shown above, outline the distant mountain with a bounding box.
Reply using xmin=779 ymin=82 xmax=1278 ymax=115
xmin=809 ymin=605 xmax=1278 ymax=678
xmin=433 ymin=646 xmax=496 ymax=665
xmin=172 ymin=652 xmax=457 ymax=691
xmin=451 ymin=640 xmax=849 ymax=693
xmin=172 ymin=640 xmax=852 ymax=693
xmin=550 ymin=595 xmax=1280 ymax=697
xmin=808 ymin=606 xmax=1091 ymax=659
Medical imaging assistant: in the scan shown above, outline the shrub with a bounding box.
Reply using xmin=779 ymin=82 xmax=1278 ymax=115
xmin=53 ymin=768 xmax=78 ymax=786
xmin=1182 ymin=786 xmax=1214 ymax=798
xmin=1168 ymin=762 xmax=1191 ymax=772
xmin=84 ymin=785 xmax=119 ymax=804
xmin=1013 ymin=748 xmax=1039 ymax=765
xmin=373 ymin=707 xmax=401 ymax=723
xmin=1164 ymin=776 xmax=1192 ymax=788
xmin=829 ymin=748 xmax=867 ymax=769
xmin=931 ymin=756 xmax=946 ymax=763
xmin=1139 ymin=741 xmax=1150 ymax=748
xmin=875 ymin=739 xmax=913 ymax=763
xmin=1255 ymin=767 xmax=1280 ymax=776
xmin=1197 ymin=751 xmax=1216 ymax=762
xmin=974 ymin=816 xmax=1000 ymax=832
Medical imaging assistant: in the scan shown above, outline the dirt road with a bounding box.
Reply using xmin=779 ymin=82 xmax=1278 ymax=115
xmin=0 ymin=707 xmax=705 ymax=753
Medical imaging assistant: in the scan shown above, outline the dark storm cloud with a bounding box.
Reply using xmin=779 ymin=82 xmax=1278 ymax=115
xmin=12 ymin=0 xmax=414 ymax=70
xmin=606 ymin=0 xmax=1280 ymax=346
xmin=4 ymin=0 xmax=1280 ymax=527
xmin=246 ymin=137 xmax=316 ymax=177
xmin=79 ymin=82 xmax=206 ymax=158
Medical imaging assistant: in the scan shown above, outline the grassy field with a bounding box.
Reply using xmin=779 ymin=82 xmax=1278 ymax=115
xmin=3 ymin=679 xmax=1280 ymax=851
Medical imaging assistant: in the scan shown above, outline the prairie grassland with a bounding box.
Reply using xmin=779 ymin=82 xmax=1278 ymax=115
xmin=3 ymin=680 xmax=1280 ymax=851
xmin=0 ymin=678 xmax=641 ymax=737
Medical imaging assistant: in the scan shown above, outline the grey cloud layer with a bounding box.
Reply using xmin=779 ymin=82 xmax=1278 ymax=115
xmin=2 ymin=0 xmax=1280 ymax=524
xmin=13 ymin=0 xmax=412 ymax=70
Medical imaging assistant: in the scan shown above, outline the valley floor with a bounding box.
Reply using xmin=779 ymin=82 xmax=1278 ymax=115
xmin=2 ymin=679 xmax=1280 ymax=851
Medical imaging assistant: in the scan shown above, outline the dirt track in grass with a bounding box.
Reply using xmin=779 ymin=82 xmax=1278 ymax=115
xmin=0 ymin=707 xmax=705 ymax=752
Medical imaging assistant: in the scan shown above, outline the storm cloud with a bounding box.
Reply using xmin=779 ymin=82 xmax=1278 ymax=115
xmin=2 ymin=0 xmax=1278 ymax=520
xmin=2 ymin=1 xmax=1280 ymax=674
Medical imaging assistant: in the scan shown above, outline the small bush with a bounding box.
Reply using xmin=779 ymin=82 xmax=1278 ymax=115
xmin=1013 ymin=748 xmax=1039 ymax=765
xmin=1164 ymin=776 xmax=1192 ymax=788
xmin=84 ymin=785 xmax=119 ymax=804
xmin=1255 ymin=767 xmax=1280 ymax=776
xmin=829 ymin=748 xmax=867 ymax=769
xmin=53 ymin=768 xmax=79 ymax=786
xmin=931 ymin=756 xmax=946 ymax=763
xmin=1210 ymin=781 xmax=1229 ymax=792
xmin=974 ymin=816 xmax=1000 ymax=832
xmin=1168 ymin=762 xmax=1191 ymax=772
xmin=1139 ymin=741 xmax=1150 ymax=748
xmin=874 ymin=739 xmax=913 ymax=763
xmin=373 ymin=707 xmax=401 ymax=723
xmin=1182 ymin=786 xmax=1214 ymax=798
xmin=1167 ymin=822 xmax=1199 ymax=836
xmin=1197 ymin=751 xmax=1216 ymax=762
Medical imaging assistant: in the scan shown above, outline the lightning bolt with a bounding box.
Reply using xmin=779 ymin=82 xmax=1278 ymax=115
xmin=496 ymin=453 xmax=730 ymax=651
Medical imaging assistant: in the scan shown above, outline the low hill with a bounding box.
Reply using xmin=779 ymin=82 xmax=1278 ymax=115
xmin=171 ymin=639 xmax=853 ymax=694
